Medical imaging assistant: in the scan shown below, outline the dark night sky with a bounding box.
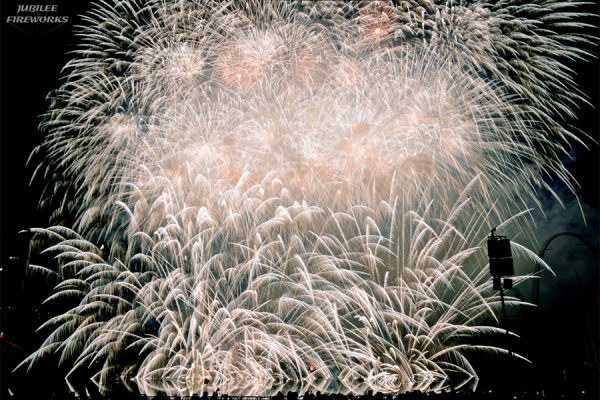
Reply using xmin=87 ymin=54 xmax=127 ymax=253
xmin=1 ymin=0 xmax=93 ymax=240
xmin=0 ymin=0 xmax=598 ymax=395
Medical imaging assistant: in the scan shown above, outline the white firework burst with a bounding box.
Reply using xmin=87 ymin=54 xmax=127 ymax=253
xmin=20 ymin=0 xmax=593 ymax=396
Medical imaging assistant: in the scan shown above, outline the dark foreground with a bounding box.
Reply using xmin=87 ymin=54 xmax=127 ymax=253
xmin=3 ymin=389 xmax=597 ymax=400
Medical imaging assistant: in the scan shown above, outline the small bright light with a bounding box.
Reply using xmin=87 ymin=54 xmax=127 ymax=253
xmin=375 ymin=27 xmax=381 ymax=34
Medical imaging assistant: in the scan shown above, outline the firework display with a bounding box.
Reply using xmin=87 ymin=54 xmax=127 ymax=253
xmin=18 ymin=0 xmax=592 ymax=396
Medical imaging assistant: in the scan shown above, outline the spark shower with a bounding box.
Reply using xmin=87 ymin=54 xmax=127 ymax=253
xmin=18 ymin=0 xmax=594 ymax=396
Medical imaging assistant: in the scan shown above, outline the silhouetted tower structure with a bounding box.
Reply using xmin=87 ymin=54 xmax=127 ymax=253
xmin=487 ymin=228 xmax=514 ymax=356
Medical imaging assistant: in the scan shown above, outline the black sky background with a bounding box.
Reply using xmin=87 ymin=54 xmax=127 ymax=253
xmin=0 ymin=0 xmax=598 ymax=396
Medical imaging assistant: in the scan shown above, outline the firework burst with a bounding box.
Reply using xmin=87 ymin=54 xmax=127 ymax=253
xmin=20 ymin=0 xmax=593 ymax=396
